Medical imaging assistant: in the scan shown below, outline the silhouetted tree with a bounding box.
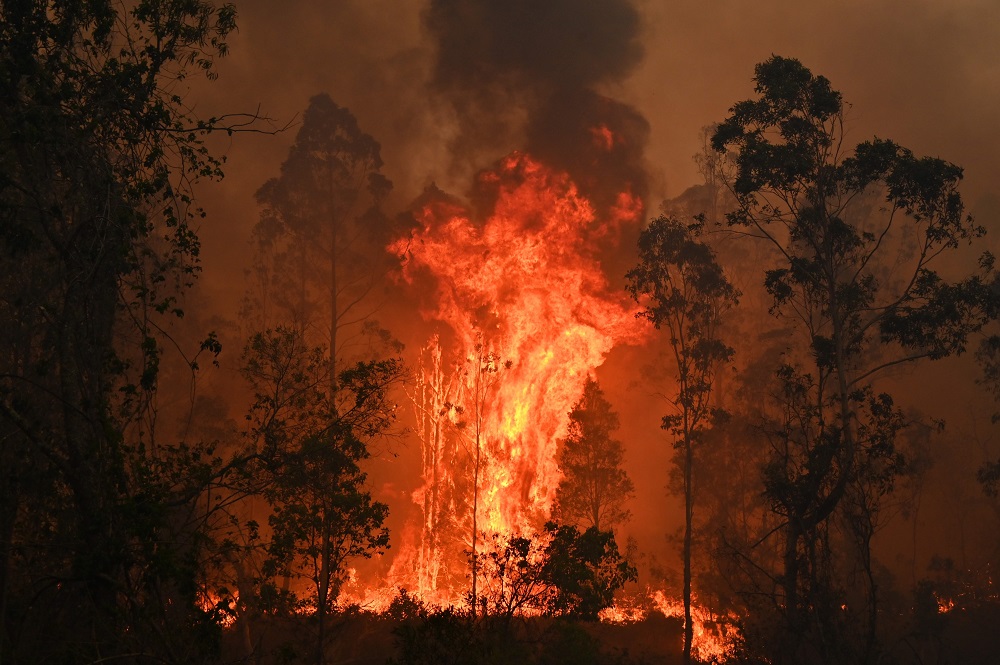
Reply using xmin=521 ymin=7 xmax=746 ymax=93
xmin=0 ymin=1 xmax=268 ymax=660
xmin=472 ymin=522 xmax=636 ymax=621
xmin=712 ymin=55 xmax=995 ymax=663
xmin=246 ymin=94 xmax=396 ymax=393
xmin=552 ymin=378 xmax=635 ymax=532
xmin=627 ymin=215 xmax=738 ymax=665
xmin=240 ymin=327 xmax=400 ymax=665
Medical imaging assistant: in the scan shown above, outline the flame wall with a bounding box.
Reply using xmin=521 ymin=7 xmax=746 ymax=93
xmin=386 ymin=152 xmax=644 ymax=603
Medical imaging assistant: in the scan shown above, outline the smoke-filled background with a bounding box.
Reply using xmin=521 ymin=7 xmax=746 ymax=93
xmin=186 ymin=0 xmax=1000 ymax=582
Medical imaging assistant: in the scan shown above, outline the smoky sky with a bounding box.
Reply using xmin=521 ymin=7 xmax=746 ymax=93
xmin=425 ymin=0 xmax=650 ymax=219
xmin=427 ymin=0 xmax=642 ymax=92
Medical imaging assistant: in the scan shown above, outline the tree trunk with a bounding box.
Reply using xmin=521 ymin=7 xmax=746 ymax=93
xmin=682 ymin=436 xmax=694 ymax=665
xmin=783 ymin=518 xmax=802 ymax=633
xmin=317 ymin=521 xmax=331 ymax=665
xmin=0 ymin=475 xmax=16 ymax=665
xmin=329 ymin=216 xmax=339 ymax=400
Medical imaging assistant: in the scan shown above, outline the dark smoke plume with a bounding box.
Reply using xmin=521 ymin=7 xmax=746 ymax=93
xmin=425 ymin=0 xmax=650 ymax=224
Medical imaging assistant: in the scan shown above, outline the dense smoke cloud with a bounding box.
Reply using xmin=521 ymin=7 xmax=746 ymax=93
xmin=425 ymin=0 xmax=649 ymax=220
xmin=427 ymin=0 xmax=642 ymax=91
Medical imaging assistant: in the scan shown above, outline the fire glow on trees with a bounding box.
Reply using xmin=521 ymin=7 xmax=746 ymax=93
xmin=382 ymin=151 xmax=645 ymax=606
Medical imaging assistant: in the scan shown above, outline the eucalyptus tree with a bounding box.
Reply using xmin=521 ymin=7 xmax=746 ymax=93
xmin=246 ymin=94 xmax=396 ymax=395
xmin=712 ymin=55 xmax=995 ymax=663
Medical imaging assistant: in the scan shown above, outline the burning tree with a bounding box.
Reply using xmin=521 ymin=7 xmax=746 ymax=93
xmin=627 ymin=215 xmax=738 ymax=665
xmin=711 ymin=55 xmax=996 ymax=663
xmin=463 ymin=340 xmax=511 ymax=617
xmin=552 ymin=378 xmax=635 ymax=532
xmin=388 ymin=153 xmax=642 ymax=607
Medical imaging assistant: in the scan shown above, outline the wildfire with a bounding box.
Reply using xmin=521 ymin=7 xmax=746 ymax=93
xmin=385 ymin=152 xmax=644 ymax=605
xmin=932 ymin=592 xmax=956 ymax=614
xmin=197 ymin=591 xmax=238 ymax=628
xmin=650 ymin=590 xmax=738 ymax=663
xmin=598 ymin=589 xmax=739 ymax=662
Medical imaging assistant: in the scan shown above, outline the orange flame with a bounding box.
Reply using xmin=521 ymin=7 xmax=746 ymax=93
xmin=598 ymin=589 xmax=739 ymax=662
xmin=386 ymin=152 xmax=644 ymax=604
xmin=650 ymin=590 xmax=739 ymax=663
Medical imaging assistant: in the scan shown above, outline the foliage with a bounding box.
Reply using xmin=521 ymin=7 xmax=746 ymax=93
xmin=711 ymin=55 xmax=995 ymax=664
xmin=473 ymin=522 xmax=637 ymax=621
xmin=978 ymin=459 xmax=1000 ymax=497
xmin=0 ymin=1 xmax=266 ymax=661
xmin=235 ymin=327 xmax=401 ymax=662
xmin=386 ymin=587 xmax=430 ymax=622
xmin=627 ymin=216 xmax=738 ymax=438
xmin=553 ymin=378 xmax=635 ymax=532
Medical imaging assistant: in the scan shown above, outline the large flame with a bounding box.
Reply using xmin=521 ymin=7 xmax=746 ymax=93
xmin=384 ymin=152 xmax=643 ymax=605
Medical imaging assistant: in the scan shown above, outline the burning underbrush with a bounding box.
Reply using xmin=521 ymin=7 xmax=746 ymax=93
xmin=217 ymin=587 xmax=731 ymax=665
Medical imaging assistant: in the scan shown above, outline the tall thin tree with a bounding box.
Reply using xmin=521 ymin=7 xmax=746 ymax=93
xmin=627 ymin=215 xmax=738 ymax=665
xmin=247 ymin=94 xmax=395 ymax=395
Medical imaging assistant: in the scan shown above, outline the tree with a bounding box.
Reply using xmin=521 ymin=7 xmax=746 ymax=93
xmin=626 ymin=215 xmax=738 ymax=665
xmin=979 ymin=460 xmax=1000 ymax=497
xmin=711 ymin=55 xmax=995 ymax=663
xmin=0 ymin=1 xmax=267 ymax=660
xmin=236 ymin=96 xmax=404 ymax=660
xmin=537 ymin=523 xmax=638 ymax=620
xmin=552 ymin=378 xmax=635 ymax=532
xmin=472 ymin=522 xmax=636 ymax=621
xmin=240 ymin=328 xmax=400 ymax=665
xmin=389 ymin=524 xmax=636 ymax=665
xmin=246 ymin=94 xmax=396 ymax=393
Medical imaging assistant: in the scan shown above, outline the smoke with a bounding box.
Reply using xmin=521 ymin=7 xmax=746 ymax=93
xmin=425 ymin=0 xmax=649 ymax=222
